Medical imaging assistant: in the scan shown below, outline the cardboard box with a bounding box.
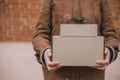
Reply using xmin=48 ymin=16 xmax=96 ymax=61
xmin=60 ymin=24 xmax=98 ymax=36
xmin=52 ymin=36 xmax=104 ymax=66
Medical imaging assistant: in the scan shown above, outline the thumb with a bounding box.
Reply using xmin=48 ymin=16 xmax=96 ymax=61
xmin=104 ymin=48 xmax=110 ymax=63
xmin=45 ymin=49 xmax=52 ymax=57
xmin=105 ymin=47 xmax=109 ymax=55
xmin=47 ymin=52 xmax=52 ymax=57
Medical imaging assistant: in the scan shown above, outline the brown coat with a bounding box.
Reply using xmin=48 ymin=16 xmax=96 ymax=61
xmin=32 ymin=0 xmax=119 ymax=80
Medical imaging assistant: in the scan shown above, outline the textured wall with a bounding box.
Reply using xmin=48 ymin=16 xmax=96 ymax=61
xmin=0 ymin=0 xmax=41 ymax=41
xmin=0 ymin=0 xmax=120 ymax=42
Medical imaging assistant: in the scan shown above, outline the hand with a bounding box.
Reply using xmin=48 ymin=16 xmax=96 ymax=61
xmin=91 ymin=47 xmax=110 ymax=70
xmin=44 ymin=49 xmax=61 ymax=72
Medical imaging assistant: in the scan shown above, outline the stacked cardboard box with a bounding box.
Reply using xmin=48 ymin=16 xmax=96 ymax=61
xmin=53 ymin=24 xmax=104 ymax=66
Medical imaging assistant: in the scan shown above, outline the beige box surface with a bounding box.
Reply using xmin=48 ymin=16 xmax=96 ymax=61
xmin=52 ymin=36 xmax=104 ymax=66
xmin=60 ymin=24 xmax=98 ymax=36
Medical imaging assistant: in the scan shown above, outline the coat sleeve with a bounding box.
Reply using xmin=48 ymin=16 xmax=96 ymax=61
xmin=32 ymin=0 xmax=53 ymax=63
xmin=101 ymin=0 xmax=119 ymax=60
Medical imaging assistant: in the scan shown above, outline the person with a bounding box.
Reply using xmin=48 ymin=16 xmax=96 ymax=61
xmin=32 ymin=0 xmax=119 ymax=79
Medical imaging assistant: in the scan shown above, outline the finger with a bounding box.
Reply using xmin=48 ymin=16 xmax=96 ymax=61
xmin=90 ymin=66 xmax=97 ymax=69
xmin=48 ymin=66 xmax=60 ymax=72
xmin=105 ymin=47 xmax=109 ymax=54
xmin=48 ymin=67 xmax=56 ymax=72
xmin=97 ymin=64 xmax=107 ymax=70
xmin=96 ymin=60 xmax=108 ymax=65
xmin=96 ymin=67 xmax=106 ymax=70
xmin=90 ymin=65 xmax=106 ymax=70
xmin=46 ymin=60 xmax=61 ymax=71
xmin=44 ymin=52 xmax=52 ymax=63
xmin=46 ymin=52 xmax=52 ymax=62
xmin=46 ymin=49 xmax=52 ymax=57
xmin=90 ymin=66 xmax=100 ymax=68
xmin=104 ymin=48 xmax=110 ymax=64
xmin=48 ymin=64 xmax=61 ymax=71
xmin=90 ymin=65 xmax=103 ymax=69
xmin=48 ymin=61 xmax=60 ymax=67
xmin=47 ymin=52 xmax=52 ymax=57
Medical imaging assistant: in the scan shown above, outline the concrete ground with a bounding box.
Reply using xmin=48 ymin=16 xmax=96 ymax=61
xmin=0 ymin=42 xmax=120 ymax=80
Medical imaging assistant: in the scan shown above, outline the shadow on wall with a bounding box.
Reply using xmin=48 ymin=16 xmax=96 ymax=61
xmin=0 ymin=42 xmax=120 ymax=80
